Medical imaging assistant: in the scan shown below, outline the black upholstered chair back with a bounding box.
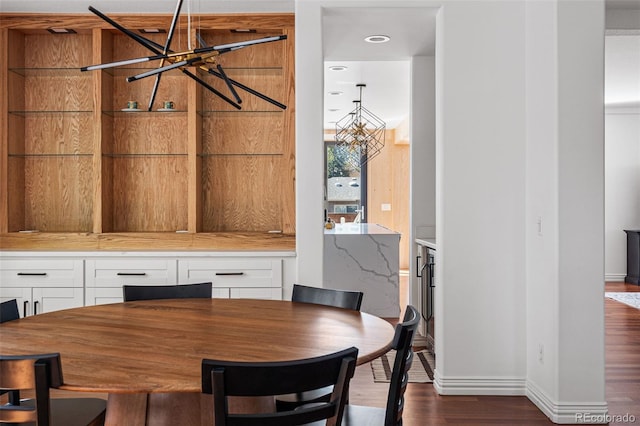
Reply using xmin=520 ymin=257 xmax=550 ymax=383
xmin=0 ymin=299 xmax=20 ymax=323
xmin=202 ymin=346 xmax=358 ymax=426
xmin=385 ymin=305 xmax=420 ymax=425
xmin=122 ymin=282 xmax=212 ymax=302
xmin=291 ymin=284 xmax=363 ymax=311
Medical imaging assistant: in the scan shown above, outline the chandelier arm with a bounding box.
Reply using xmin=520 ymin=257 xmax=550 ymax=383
xmin=147 ymin=0 xmax=185 ymax=111
xmin=88 ymin=6 xmax=165 ymax=55
xmin=127 ymin=58 xmax=195 ymax=82
xmin=182 ymin=69 xmax=242 ymax=110
xmin=206 ymin=68 xmax=286 ymax=110
xmin=216 ymin=64 xmax=242 ymax=105
xmin=81 ymin=55 xmax=167 ymax=72
xmin=194 ymin=35 xmax=287 ymax=55
xmin=148 ymin=75 xmax=163 ymax=111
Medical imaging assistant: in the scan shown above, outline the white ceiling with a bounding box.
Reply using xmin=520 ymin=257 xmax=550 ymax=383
xmin=322 ymin=7 xmax=436 ymax=130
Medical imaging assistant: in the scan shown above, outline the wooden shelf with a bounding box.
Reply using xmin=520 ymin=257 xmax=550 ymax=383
xmin=0 ymin=13 xmax=295 ymax=249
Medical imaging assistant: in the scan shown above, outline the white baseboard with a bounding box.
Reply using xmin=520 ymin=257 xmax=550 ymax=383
xmin=432 ymin=371 xmax=526 ymax=395
xmin=433 ymin=374 xmax=610 ymax=424
xmin=527 ymin=380 xmax=609 ymax=424
xmin=605 ymin=273 xmax=625 ymax=282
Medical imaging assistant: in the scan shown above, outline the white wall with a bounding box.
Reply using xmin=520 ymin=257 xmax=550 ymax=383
xmin=295 ymin=2 xmax=325 ymax=290
xmin=604 ymin=34 xmax=640 ymax=280
xmin=433 ymin=0 xmax=527 ymax=389
xmin=525 ymin=1 xmax=607 ymax=422
xmin=605 ymin=108 xmax=640 ymax=280
xmin=298 ymin=0 xmax=607 ymax=423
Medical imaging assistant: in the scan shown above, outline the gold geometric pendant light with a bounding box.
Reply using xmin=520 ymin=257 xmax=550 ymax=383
xmin=335 ymin=83 xmax=385 ymax=169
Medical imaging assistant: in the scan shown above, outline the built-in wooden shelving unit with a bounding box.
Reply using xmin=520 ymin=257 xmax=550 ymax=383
xmin=0 ymin=13 xmax=295 ymax=251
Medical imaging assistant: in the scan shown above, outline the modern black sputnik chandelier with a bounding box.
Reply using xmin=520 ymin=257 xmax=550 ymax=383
xmin=81 ymin=0 xmax=287 ymax=112
xmin=335 ymin=83 xmax=385 ymax=168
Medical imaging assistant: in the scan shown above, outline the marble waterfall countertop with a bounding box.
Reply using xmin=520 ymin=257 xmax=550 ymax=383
xmin=323 ymin=223 xmax=400 ymax=317
xmin=324 ymin=223 xmax=401 ymax=235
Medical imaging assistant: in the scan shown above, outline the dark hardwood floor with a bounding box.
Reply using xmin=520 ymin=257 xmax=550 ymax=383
xmin=348 ymin=282 xmax=640 ymax=425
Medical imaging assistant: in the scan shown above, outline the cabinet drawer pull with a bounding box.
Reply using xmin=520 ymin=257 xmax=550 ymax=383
xmin=34 ymin=301 xmax=39 ymax=315
xmin=117 ymin=272 xmax=147 ymax=276
xmin=17 ymin=272 xmax=47 ymax=276
xmin=215 ymin=272 xmax=245 ymax=276
xmin=23 ymin=301 xmax=28 ymax=318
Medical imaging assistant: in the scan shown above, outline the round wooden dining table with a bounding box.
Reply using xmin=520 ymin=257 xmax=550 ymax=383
xmin=0 ymin=298 xmax=395 ymax=426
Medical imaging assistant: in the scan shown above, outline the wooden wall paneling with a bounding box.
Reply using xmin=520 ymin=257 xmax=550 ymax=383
xmin=393 ymin=143 xmax=410 ymax=270
xmin=0 ymin=29 xmax=9 ymax=233
xmin=202 ymin=112 xmax=284 ymax=154
xmin=23 ymin=156 xmax=94 ymax=232
xmin=111 ymin=156 xmax=188 ymax=232
xmin=108 ymin=30 xmax=190 ymax=232
xmin=202 ymin=156 xmax=283 ymax=232
xmin=6 ymin=30 xmax=26 ymax=232
xmin=367 ymin=129 xmax=395 ymax=228
xmin=188 ymin=62 xmax=202 ymax=233
xmin=281 ymin=27 xmax=295 ymax=234
xmin=99 ymin=30 xmax=114 ymax=233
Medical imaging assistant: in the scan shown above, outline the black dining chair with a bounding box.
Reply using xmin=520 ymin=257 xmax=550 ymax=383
xmin=275 ymin=284 xmax=364 ymax=412
xmin=342 ymin=305 xmax=420 ymax=426
xmin=0 ymin=353 xmax=106 ymax=426
xmin=122 ymin=282 xmax=212 ymax=302
xmin=0 ymin=299 xmax=22 ymax=405
xmin=202 ymin=346 xmax=358 ymax=426
xmin=291 ymin=283 xmax=363 ymax=311
xmin=1 ymin=299 xmax=20 ymax=323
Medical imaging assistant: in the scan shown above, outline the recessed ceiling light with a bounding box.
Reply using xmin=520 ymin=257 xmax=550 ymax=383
xmin=139 ymin=28 xmax=166 ymax=34
xmin=329 ymin=65 xmax=348 ymax=71
xmin=364 ymin=35 xmax=390 ymax=43
xmin=47 ymin=28 xmax=77 ymax=34
xmin=328 ymin=91 xmax=343 ymax=96
xmin=328 ymin=108 xmax=340 ymax=112
xmin=231 ymin=29 xmax=257 ymax=33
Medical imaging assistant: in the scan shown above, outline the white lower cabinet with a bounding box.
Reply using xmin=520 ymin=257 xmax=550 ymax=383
xmin=0 ymin=253 xmax=291 ymax=313
xmin=0 ymin=259 xmax=85 ymax=317
xmin=178 ymin=258 xmax=283 ymax=300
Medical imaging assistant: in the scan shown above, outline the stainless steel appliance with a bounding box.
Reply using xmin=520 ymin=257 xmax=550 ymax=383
xmin=417 ymin=242 xmax=435 ymax=355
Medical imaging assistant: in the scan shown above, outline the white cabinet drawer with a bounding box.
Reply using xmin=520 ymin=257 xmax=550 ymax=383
xmin=85 ymin=287 xmax=125 ymax=306
xmin=230 ymin=287 xmax=281 ymax=300
xmin=0 ymin=259 xmax=84 ymax=288
xmin=178 ymin=259 xmax=282 ymax=288
xmin=85 ymin=259 xmax=178 ymax=287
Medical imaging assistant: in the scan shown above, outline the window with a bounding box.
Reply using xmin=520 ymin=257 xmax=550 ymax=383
xmin=324 ymin=141 xmax=367 ymax=223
